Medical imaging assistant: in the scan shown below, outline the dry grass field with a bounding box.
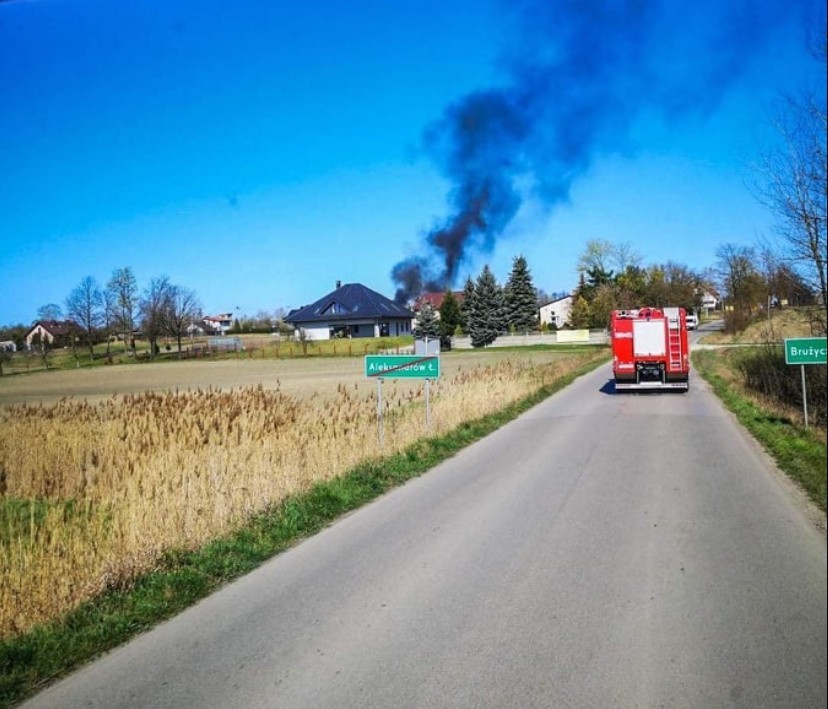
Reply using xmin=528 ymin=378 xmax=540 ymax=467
xmin=0 ymin=349 xmax=571 ymax=407
xmin=0 ymin=347 xmax=607 ymax=637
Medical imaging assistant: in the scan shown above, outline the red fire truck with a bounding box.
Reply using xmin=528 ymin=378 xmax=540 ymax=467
xmin=610 ymin=307 xmax=690 ymax=391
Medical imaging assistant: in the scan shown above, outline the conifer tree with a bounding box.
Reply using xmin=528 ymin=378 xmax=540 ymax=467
xmin=438 ymin=289 xmax=462 ymax=339
xmin=413 ymin=302 xmax=440 ymax=339
xmin=503 ymin=255 xmax=538 ymax=333
xmin=468 ymin=265 xmax=503 ymax=348
xmin=459 ymin=276 xmax=475 ymax=334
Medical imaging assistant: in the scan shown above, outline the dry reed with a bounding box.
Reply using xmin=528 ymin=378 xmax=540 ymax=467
xmin=0 ymin=351 xmax=603 ymax=636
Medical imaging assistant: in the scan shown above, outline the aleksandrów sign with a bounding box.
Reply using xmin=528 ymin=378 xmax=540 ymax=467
xmin=365 ymin=355 xmax=440 ymax=379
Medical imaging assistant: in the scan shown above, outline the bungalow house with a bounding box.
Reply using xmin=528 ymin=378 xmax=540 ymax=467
xmin=539 ymin=295 xmax=573 ymax=329
xmin=284 ymin=282 xmax=414 ymax=341
xmin=25 ymin=320 xmax=79 ymax=349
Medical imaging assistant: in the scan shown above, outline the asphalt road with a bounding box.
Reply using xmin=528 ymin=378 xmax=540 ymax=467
xmin=24 ymin=360 xmax=827 ymax=708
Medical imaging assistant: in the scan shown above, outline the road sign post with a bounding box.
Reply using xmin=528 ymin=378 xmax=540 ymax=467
xmin=784 ymin=337 xmax=827 ymax=428
xmin=364 ymin=354 xmax=441 ymax=379
xmin=365 ymin=354 xmax=441 ymax=445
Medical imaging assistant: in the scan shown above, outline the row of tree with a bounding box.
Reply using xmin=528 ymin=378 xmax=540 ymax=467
xmin=34 ymin=268 xmax=202 ymax=360
xmin=567 ymin=237 xmax=820 ymax=333
xmin=429 ymin=31 xmax=826 ymax=343
xmin=415 ymin=246 xmax=715 ymax=348
xmin=416 ymin=221 xmax=823 ymax=348
xmin=414 ymin=255 xmax=540 ymax=348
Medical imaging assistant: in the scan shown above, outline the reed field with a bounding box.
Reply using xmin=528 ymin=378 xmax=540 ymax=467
xmin=0 ymin=347 xmax=607 ymax=638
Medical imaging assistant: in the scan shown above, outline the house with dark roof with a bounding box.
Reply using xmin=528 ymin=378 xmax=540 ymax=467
xmin=284 ymin=282 xmax=414 ymax=341
xmin=25 ymin=320 xmax=79 ymax=349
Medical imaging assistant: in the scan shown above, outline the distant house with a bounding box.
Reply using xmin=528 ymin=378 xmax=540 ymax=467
xmin=412 ymin=291 xmax=465 ymax=314
xmin=412 ymin=291 xmax=465 ymax=330
xmin=202 ymin=313 xmax=234 ymax=335
xmin=0 ymin=340 xmax=16 ymax=353
xmin=284 ymin=282 xmax=414 ymax=341
xmin=25 ymin=320 xmax=78 ymax=349
xmin=539 ymin=295 xmax=573 ymax=329
xmin=700 ymin=291 xmax=719 ymax=313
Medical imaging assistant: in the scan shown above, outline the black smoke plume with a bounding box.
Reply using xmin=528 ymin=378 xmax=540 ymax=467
xmin=392 ymin=0 xmax=811 ymax=303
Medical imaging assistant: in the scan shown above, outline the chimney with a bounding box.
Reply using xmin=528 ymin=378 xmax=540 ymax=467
xmin=336 ymin=280 xmax=341 ymax=289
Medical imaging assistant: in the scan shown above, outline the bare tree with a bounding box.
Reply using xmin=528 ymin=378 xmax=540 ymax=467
xmin=577 ymin=239 xmax=615 ymax=277
xmin=578 ymin=239 xmax=642 ymax=278
xmin=612 ymin=241 xmax=644 ymax=273
xmin=107 ymin=267 xmax=139 ymax=354
xmin=165 ymin=284 xmax=201 ymax=355
xmin=37 ymin=303 xmax=63 ymax=322
xmin=716 ymin=243 xmax=768 ymax=331
xmin=656 ymin=262 xmax=701 ymax=313
xmin=748 ymin=29 xmax=826 ymax=331
xmin=753 ymin=99 xmax=826 ymax=309
xmin=102 ymin=289 xmax=117 ymax=358
xmin=65 ymin=276 xmax=103 ymax=360
xmin=139 ymin=276 xmax=172 ymax=358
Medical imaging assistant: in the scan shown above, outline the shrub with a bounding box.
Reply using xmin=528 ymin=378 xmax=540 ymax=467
xmin=736 ymin=345 xmax=826 ymax=426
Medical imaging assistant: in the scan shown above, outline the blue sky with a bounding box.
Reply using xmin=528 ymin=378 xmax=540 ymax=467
xmin=1 ymin=0 xmax=825 ymax=325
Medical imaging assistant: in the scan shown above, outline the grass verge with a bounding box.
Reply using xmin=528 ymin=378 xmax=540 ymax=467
xmin=0 ymin=355 xmax=608 ymax=707
xmin=693 ymin=349 xmax=826 ymax=512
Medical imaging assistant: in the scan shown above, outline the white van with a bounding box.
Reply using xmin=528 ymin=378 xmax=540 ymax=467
xmin=686 ymin=314 xmax=699 ymax=330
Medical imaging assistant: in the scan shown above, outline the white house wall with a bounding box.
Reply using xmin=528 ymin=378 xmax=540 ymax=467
xmin=539 ymin=297 xmax=573 ymax=328
xmin=295 ymin=322 xmax=383 ymax=340
xmin=293 ymin=319 xmax=412 ymax=341
xmin=25 ymin=325 xmax=52 ymax=348
xmin=299 ymin=325 xmax=332 ymax=341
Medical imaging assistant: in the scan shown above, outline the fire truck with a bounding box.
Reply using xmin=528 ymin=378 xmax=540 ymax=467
xmin=610 ymin=307 xmax=690 ymax=391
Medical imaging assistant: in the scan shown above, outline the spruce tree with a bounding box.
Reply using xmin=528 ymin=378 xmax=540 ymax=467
xmin=413 ymin=302 xmax=440 ymax=339
xmin=468 ymin=265 xmax=503 ymax=348
xmin=438 ymin=289 xmax=461 ymax=339
xmin=459 ymin=276 xmax=475 ymax=334
xmin=503 ymin=255 xmax=538 ymax=333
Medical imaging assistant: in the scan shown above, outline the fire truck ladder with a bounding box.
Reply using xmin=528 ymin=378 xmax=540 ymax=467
xmin=664 ymin=307 xmax=682 ymax=371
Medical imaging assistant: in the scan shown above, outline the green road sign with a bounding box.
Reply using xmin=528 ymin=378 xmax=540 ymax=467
xmin=784 ymin=337 xmax=827 ymax=365
xmin=365 ymin=354 xmax=440 ymax=379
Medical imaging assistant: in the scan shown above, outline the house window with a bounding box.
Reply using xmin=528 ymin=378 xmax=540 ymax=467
xmin=352 ymin=325 xmax=359 ymax=334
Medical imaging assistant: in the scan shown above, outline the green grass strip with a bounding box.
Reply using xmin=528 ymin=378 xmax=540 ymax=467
xmin=693 ymin=351 xmax=826 ymax=512
xmin=0 ymin=355 xmax=608 ymax=707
